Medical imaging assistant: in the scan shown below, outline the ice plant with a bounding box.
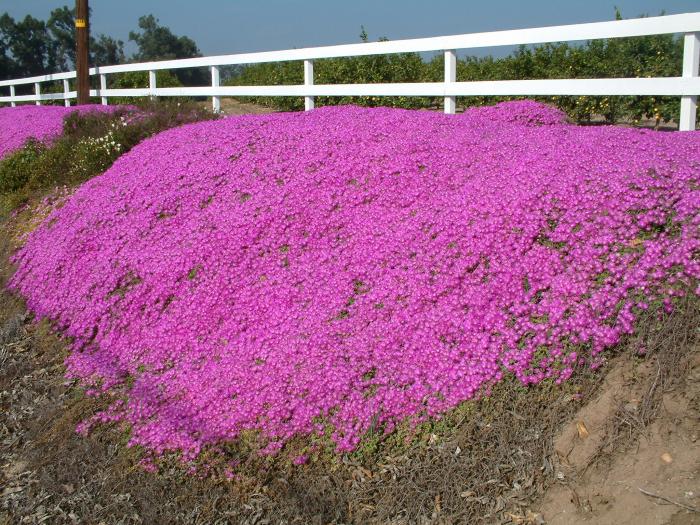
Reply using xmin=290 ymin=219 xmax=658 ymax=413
xmin=9 ymin=101 xmax=700 ymax=461
xmin=0 ymin=104 xmax=126 ymax=159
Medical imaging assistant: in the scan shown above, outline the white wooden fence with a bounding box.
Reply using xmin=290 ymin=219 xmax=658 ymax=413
xmin=1 ymin=12 xmax=699 ymax=129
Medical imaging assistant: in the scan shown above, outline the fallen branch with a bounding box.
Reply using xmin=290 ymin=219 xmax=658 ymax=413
xmin=638 ymin=487 xmax=698 ymax=512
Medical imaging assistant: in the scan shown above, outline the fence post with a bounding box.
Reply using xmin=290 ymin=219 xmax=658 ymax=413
xmin=304 ymin=59 xmax=314 ymax=111
xmin=149 ymin=70 xmax=157 ymax=100
xmin=9 ymin=85 xmax=15 ymax=107
xmin=211 ymin=65 xmax=221 ymax=113
xmin=63 ymin=79 xmax=71 ymax=106
xmin=444 ymin=49 xmax=456 ymax=114
xmin=680 ymin=32 xmax=700 ymax=131
xmin=100 ymin=73 xmax=108 ymax=105
xmin=34 ymin=82 xmax=41 ymax=106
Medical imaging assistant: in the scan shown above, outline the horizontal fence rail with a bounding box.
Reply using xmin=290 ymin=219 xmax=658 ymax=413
xmin=1 ymin=12 xmax=699 ymax=129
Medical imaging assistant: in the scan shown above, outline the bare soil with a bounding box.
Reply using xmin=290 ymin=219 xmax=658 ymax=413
xmin=536 ymin=299 xmax=700 ymax=524
xmin=202 ymin=98 xmax=276 ymax=116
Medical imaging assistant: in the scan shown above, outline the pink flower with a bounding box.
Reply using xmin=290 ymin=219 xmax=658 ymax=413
xmin=8 ymin=101 xmax=700 ymax=464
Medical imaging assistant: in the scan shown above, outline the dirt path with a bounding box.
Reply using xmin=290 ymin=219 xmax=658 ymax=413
xmin=198 ymin=97 xmax=276 ymax=116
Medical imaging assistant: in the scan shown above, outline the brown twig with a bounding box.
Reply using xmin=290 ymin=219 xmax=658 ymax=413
xmin=638 ymin=487 xmax=699 ymax=512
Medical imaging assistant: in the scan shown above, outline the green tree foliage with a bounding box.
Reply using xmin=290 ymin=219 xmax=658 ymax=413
xmin=227 ymin=12 xmax=690 ymax=127
xmin=93 ymin=35 xmax=126 ymax=67
xmin=128 ymin=15 xmax=205 ymax=86
xmin=129 ymin=15 xmax=199 ymax=62
xmin=0 ymin=6 xmax=127 ymax=83
xmin=0 ymin=14 xmax=16 ymax=79
xmin=46 ymin=6 xmax=76 ymax=71
xmin=108 ymin=69 xmax=183 ymax=105
xmin=0 ymin=7 xmax=201 ymax=84
xmin=46 ymin=5 xmax=125 ymax=69
xmin=0 ymin=13 xmax=58 ymax=78
xmin=229 ymin=28 xmax=431 ymax=111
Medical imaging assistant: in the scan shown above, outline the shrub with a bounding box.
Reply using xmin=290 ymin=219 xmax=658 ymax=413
xmin=108 ymin=70 xmax=184 ymax=105
xmin=0 ymin=140 xmax=45 ymax=193
xmin=0 ymin=100 xmax=218 ymax=214
xmin=111 ymin=70 xmax=183 ymax=90
xmin=225 ymin=14 xmax=694 ymax=127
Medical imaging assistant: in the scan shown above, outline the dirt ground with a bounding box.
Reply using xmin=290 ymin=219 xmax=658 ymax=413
xmin=201 ymin=98 xmax=276 ymax=116
xmin=537 ymin=344 xmax=700 ymax=524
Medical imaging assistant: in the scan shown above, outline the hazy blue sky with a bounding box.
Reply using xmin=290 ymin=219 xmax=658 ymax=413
xmin=1 ymin=1 xmax=698 ymax=58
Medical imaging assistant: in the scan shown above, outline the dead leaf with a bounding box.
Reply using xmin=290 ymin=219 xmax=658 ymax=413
xmin=506 ymin=512 xmax=525 ymax=524
xmin=576 ymin=420 xmax=589 ymax=439
xmin=1 ymin=486 xmax=24 ymax=496
xmin=506 ymin=511 xmax=546 ymax=525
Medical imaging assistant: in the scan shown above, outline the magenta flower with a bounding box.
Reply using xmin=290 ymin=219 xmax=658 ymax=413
xmin=8 ymin=101 xmax=700 ymax=461
xmin=0 ymin=104 xmax=127 ymax=159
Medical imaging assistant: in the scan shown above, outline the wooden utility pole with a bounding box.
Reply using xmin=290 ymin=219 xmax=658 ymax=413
xmin=75 ymin=0 xmax=90 ymax=105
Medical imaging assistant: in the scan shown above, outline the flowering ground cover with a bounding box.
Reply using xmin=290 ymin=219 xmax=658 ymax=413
xmin=0 ymin=101 xmax=215 ymax=216
xmin=0 ymin=104 xmax=126 ymax=160
xmin=8 ymin=101 xmax=700 ymax=463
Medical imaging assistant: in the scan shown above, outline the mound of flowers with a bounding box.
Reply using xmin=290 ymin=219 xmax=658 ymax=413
xmin=9 ymin=101 xmax=700 ymax=460
xmin=0 ymin=104 xmax=127 ymax=159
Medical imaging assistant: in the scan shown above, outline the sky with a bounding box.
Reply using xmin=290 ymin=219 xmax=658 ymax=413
xmin=1 ymin=0 xmax=699 ymax=59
